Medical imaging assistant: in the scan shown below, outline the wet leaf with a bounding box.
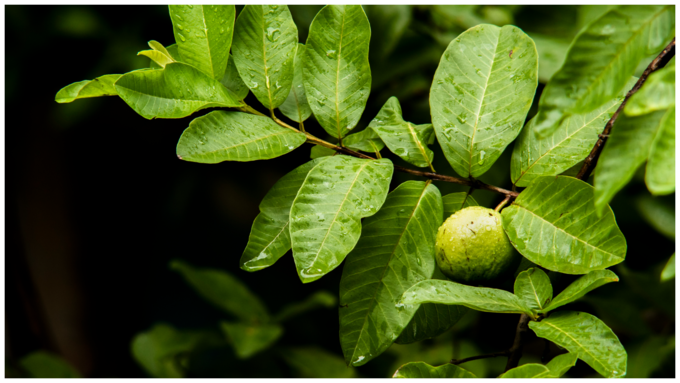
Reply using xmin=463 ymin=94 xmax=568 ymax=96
xmin=514 ymin=267 xmax=552 ymax=313
xmin=442 ymin=192 xmax=478 ymax=218
xmin=343 ymin=127 xmax=385 ymax=153
xmin=279 ymin=44 xmax=313 ymax=123
xmin=55 ymin=74 xmax=121 ymax=103
xmin=220 ymin=322 xmax=283 ymax=359
xmin=392 ymin=361 xmax=477 ymax=378
xmin=542 ymin=269 xmax=619 ymax=313
xmin=221 ymin=55 xmax=249 ymax=100
xmin=625 ymin=60 xmax=675 ymax=116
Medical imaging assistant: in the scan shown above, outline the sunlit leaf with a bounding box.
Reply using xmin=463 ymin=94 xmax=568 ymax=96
xmin=498 ymin=364 xmax=549 ymax=378
xmin=273 ymin=290 xmax=337 ymax=322
xmin=430 ymin=24 xmax=538 ymax=178
xmin=661 ymin=253 xmax=675 ymax=281
xmin=232 ymin=5 xmax=297 ymax=110
xmin=392 ymin=361 xmax=477 ymax=378
xmin=502 ymin=176 xmax=627 ymax=274
xmin=279 ymin=44 xmax=313 ymax=123
xmin=176 ymin=111 xmax=306 ymax=163
xmin=514 ymin=267 xmax=552 ymax=313
xmin=281 ymin=347 xmax=357 ymax=378
xmin=339 ymin=181 xmax=443 ymax=366
xmin=646 ymin=108 xmax=675 ymax=195
xmin=290 ymin=156 xmax=393 ymax=283
xmin=343 ymin=127 xmax=385 ymax=153
xmin=221 ymin=55 xmax=249 ymax=100
xmin=543 ymin=269 xmax=618 ymax=313
xmin=55 ymin=74 xmax=121 ymax=103
xmin=220 ymin=322 xmax=283 ymax=359
xmin=529 ymin=311 xmax=627 ymax=378
xmin=19 ymin=351 xmax=81 ymax=378
xmin=303 ymin=5 xmax=371 ymax=139
xmin=442 ymin=192 xmax=478 ymax=218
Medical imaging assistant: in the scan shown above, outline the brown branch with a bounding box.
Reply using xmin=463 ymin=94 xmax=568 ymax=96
xmin=505 ymin=313 xmax=532 ymax=371
xmin=450 ymin=350 xmax=510 ymax=365
xmin=576 ymin=37 xmax=675 ymax=180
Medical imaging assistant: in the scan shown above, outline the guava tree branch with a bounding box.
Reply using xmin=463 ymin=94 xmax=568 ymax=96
xmin=577 ymin=37 xmax=676 ymax=180
xmin=505 ymin=313 xmax=532 ymax=371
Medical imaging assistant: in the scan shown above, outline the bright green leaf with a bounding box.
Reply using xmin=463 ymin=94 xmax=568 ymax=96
xmin=55 ymin=74 xmax=121 ymax=103
xmin=220 ymin=322 xmax=283 ymax=359
xmin=661 ymin=253 xmax=675 ymax=281
xmin=646 ymin=108 xmax=675 ymax=195
xmin=138 ymin=45 xmax=175 ymax=68
xmin=502 ymin=176 xmax=627 ymax=274
xmin=369 ymin=97 xmax=436 ymax=169
xmin=514 ymin=267 xmax=552 ymax=312
xmin=114 ymin=63 xmax=242 ymax=119
xmin=343 ymin=128 xmax=385 ymax=153
xmin=232 ymin=5 xmax=297 ymax=110
xmin=273 ymin=290 xmax=337 ymax=322
xmin=430 ymin=24 xmax=538 ymax=178
xmin=279 ymin=44 xmax=313 ymax=123
xmin=221 ymin=55 xmax=249 ymax=100
xmin=339 ymin=181 xmax=443 ymax=366
xmin=442 ymin=192 xmax=478 ymax=218
xmin=281 ymin=347 xmax=357 ymax=378
xmin=529 ymin=311 xmax=627 ymax=378
xmin=498 ymin=364 xmax=549 ymax=378
xmin=169 ymin=5 xmax=235 ymax=80
xmin=290 ymin=156 xmax=393 ymax=283
xmin=303 ymin=5 xmax=372 ymax=139
xmin=540 ymin=352 xmax=579 ymax=378
xmin=392 ymin=361 xmax=477 ymax=378
xmin=543 ymin=269 xmax=618 ymax=313
xmin=148 ymin=40 xmax=173 ymax=57
xmin=176 ymin=111 xmax=306 ymax=163
xmin=19 ymin=351 xmax=81 ymax=378
xmin=625 ymin=63 xmax=675 ymax=116
xmin=150 ymin=43 xmax=181 ymax=69
xmin=310 ymin=145 xmax=336 ymax=159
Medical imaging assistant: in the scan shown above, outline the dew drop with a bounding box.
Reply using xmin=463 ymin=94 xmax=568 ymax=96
xmin=326 ymin=49 xmax=337 ymax=59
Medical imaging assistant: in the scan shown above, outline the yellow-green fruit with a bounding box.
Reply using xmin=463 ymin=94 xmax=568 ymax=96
xmin=435 ymin=206 xmax=517 ymax=284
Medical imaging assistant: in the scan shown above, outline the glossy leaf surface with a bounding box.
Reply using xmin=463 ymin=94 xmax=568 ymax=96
xmin=442 ymin=192 xmax=478 ymax=218
xmin=290 ymin=156 xmax=393 ymax=283
xmin=529 ymin=311 xmax=627 ymax=378
xmin=220 ymin=322 xmax=283 ymax=359
xmin=625 ymin=62 xmax=675 ymax=116
xmin=543 ymin=269 xmax=619 ymax=312
xmin=114 ymin=63 xmax=241 ymax=119
xmin=169 ymin=5 xmax=235 ymax=80
xmin=661 ymin=253 xmax=675 ymax=281
xmin=343 ymin=127 xmax=385 ymax=153
xmin=176 ymin=111 xmax=306 ymax=163
xmin=279 ymin=44 xmax=313 ymax=123
xmin=430 ymin=24 xmax=538 ymax=178
xmin=392 ymin=361 xmax=477 ymax=378
xmin=221 ymin=55 xmax=249 ymax=100
xmin=502 ymin=176 xmax=627 ymax=274
xmin=646 ymin=108 xmax=675 ymax=195
xmin=232 ymin=5 xmax=297 ymax=109
xmin=55 ymin=74 xmax=121 ymax=103
xmin=282 ymin=347 xmax=357 ymax=378
xmin=514 ymin=267 xmax=552 ymax=313
xmin=339 ymin=181 xmax=443 ymax=366
xmin=303 ymin=5 xmax=371 ymax=139
xmin=498 ymin=364 xmax=549 ymax=378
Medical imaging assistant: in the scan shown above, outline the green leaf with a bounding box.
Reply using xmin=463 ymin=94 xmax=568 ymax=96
xmin=114 ymin=63 xmax=242 ymax=119
xmin=661 ymin=253 xmax=675 ymax=281
xmin=593 ymin=109 xmax=670 ymax=213
xmin=401 ymin=279 xmax=530 ymax=314
xmin=646 ymin=108 xmax=675 ymax=195
xmin=169 ymin=5 xmax=235 ymax=80
xmin=365 ymin=5 xmax=411 ymax=60
xmin=176 ymin=111 xmax=306 ymax=163
xmin=273 ymin=290 xmax=337 ymax=322
xmin=55 ymin=74 xmax=121 ymax=103
xmin=369 ymin=97 xmax=436 ymax=169
xmin=279 ymin=44 xmax=313 ymax=123
xmin=543 ymin=269 xmax=619 ymax=313
xmin=529 ymin=311 xmax=627 ymax=378
xmin=219 ymin=321 xmax=283 ymax=359
xmin=533 ymin=5 xmax=674 ymax=136
xmin=343 ymin=128 xmax=385 ymax=153
xmin=626 ymin=64 xmax=675 ymax=116
xmin=498 ymin=364 xmax=549 ymax=378
xmin=627 ymin=335 xmax=675 ymax=378
xmin=541 ymin=352 xmax=579 ymax=378
xmin=240 ymin=159 xmax=328 ymax=272
xmin=138 ymin=42 xmax=176 ymax=68
xmin=303 ymin=5 xmax=372 ymax=139
xmin=232 ymin=5 xmax=297 ymax=110
xmin=442 ymin=192 xmax=478 ymax=218
xmin=529 ymin=33 xmax=569 ymax=83
xmin=149 ymin=43 xmax=181 ymax=69
xmin=290 ymin=156 xmax=393 ymax=283
xmin=502 ymin=176 xmax=627 ymax=274
xmin=430 ymin=24 xmax=538 ymax=178
xmin=514 ymin=267 xmax=552 ymax=312
xmin=281 ymin=347 xmax=357 ymax=378
xmin=636 ymin=195 xmax=675 ymax=239
xmin=392 ymin=361 xmax=477 ymax=378
xmin=148 ymin=40 xmax=173 ymax=57
xmin=310 ymin=145 xmax=336 ymax=159
xmin=339 ymin=181 xmax=443 ymax=366
xmin=170 ymin=260 xmax=269 ymax=323
xmin=19 ymin=351 xmax=81 ymax=378
xmin=221 ymin=55 xmax=249 ymax=100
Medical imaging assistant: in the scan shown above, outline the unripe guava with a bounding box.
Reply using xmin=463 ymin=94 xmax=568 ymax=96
xmin=435 ymin=206 xmax=517 ymax=285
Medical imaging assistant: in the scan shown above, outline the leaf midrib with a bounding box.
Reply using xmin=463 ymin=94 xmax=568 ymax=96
xmin=406 ymin=123 xmax=432 ymax=169
xmin=335 ymin=8 xmax=346 ymax=139
xmin=537 ymin=320 xmax=608 ymax=375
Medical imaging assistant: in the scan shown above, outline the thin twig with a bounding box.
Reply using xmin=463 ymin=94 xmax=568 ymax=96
xmin=450 ymin=350 xmax=510 ymax=365
xmin=495 ymin=195 xmax=512 ymax=212
xmin=505 ymin=314 xmax=532 ymax=371
xmin=576 ymin=38 xmax=676 ymax=180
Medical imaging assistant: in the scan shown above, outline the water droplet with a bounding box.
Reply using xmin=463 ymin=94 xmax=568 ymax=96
xmin=317 ymin=99 xmax=325 ymax=106
xmin=178 ymin=33 xmax=186 ymax=42
xmin=266 ymin=27 xmax=280 ymax=42
xmin=175 ymin=14 xmax=183 ymax=21
xmin=326 ymin=49 xmax=337 ymax=59
xmin=251 ymin=81 xmax=259 ymax=89
xmin=275 ymin=80 xmax=281 ymax=89
xmin=478 ymin=150 xmax=486 ymax=165
xmin=177 ymin=24 xmax=184 ymax=31
xmin=186 ymin=4 xmax=193 ymax=8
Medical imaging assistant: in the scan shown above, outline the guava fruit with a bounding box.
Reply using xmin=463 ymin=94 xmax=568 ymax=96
xmin=435 ymin=206 xmax=518 ymax=285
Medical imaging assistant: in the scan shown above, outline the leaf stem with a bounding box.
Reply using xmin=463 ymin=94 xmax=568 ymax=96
xmin=495 ymin=195 xmax=512 ymax=212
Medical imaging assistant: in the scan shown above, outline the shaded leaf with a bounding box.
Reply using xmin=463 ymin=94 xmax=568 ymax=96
xmin=392 ymin=361 xmax=477 ymax=378
xmin=430 ymin=24 xmax=538 ymax=178
xmin=303 ymin=5 xmax=371 ymax=139
xmin=279 ymin=44 xmax=313 ymax=123
xmin=543 ymin=269 xmax=619 ymax=313
xmin=55 ymin=74 xmax=121 ymax=103
xmin=635 ymin=195 xmax=675 ymax=239
xmin=114 ymin=63 xmax=241 ymax=119
xmin=529 ymin=33 xmax=569 ymax=83
xmin=339 ymin=181 xmax=443 ymax=366
xmin=169 ymin=5 xmax=235 ymax=80
xmin=514 ymin=267 xmax=552 ymax=313
xmin=646 ymin=108 xmax=675 ymax=195
xmin=502 ymin=176 xmax=627 ymax=274
xmin=442 ymin=192 xmax=478 ymax=218
xmin=661 ymin=253 xmax=675 ymax=281
xmin=290 ymin=156 xmax=393 ymax=283
xmin=625 ymin=62 xmax=675 ymax=116
xmin=221 ymin=55 xmax=249 ymax=100
xmin=176 ymin=111 xmax=306 ymax=163
xmin=232 ymin=5 xmax=297 ymax=109
xmin=220 ymin=322 xmax=283 ymax=359
xmin=281 ymin=347 xmax=356 ymax=378
xmin=310 ymin=145 xmax=336 ymax=159
xmin=529 ymin=311 xmax=627 ymax=378
xmin=369 ymin=97 xmax=436 ymax=169
xmin=626 ymin=335 xmax=675 ymax=378
xmin=498 ymin=364 xmax=549 ymax=378
xmin=365 ymin=5 xmax=411 ymax=60
xmin=19 ymin=351 xmax=81 ymax=379
xmin=343 ymin=128 xmax=385 ymax=153
xmin=273 ymin=290 xmax=337 ymax=322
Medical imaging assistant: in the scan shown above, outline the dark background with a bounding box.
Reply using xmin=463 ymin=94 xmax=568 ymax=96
xmin=6 ymin=5 xmax=675 ymax=378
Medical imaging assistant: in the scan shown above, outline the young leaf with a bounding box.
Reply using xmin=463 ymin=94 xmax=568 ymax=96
xmin=168 ymin=5 xmax=235 ymax=80
xmin=339 ymin=181 xmax=443 ymax=366
xmin=514 ymin=267 xmax=552 ymax=312
xmin=430 ymin=24 xmax=538 ymax=178
xmin=19 ymin=352 xmax=82 ymax=379
xmin=221 ymin=55 xmax=249 ymax=100
xmin=149 ymin=43 xmax=181 ymax=69
xmin=442 ymin=192 xmax=478 ymax=218
xmin=232 ymin=5 xmax=297 ymax=110
xmin=593 ymin=109 xmax=670 ymax=213
xmin=290 ymin=156 xmax=393 ymax=283
xmin=138 ymin=48 xmax=175 ymax=68
xmin=170 ymin=260 xmax=269 ymax=323
xmin=645 ymin=108 xmax=675 ymax=195
xmin=279 ymin=44 xmax=313 ymax=123
xmin=240 ymin=158 xmax=329 ymax=272
xmin=498 ymin=364 xmax=549 ymax=378
xmin=401 ymin=279 xmax=531 ymax=314
xmin=310 ymin=145 xmax=336 ymax=159
xmin=541 ymin=352 xmax=579 ymax=378
xmin=343 ymin=128 xmax=385 ymax=153
xmin=533 ymin=5 xmax=674 ymax=136
xmin=625 ymin=62 xmax=675 ymax=116
xmin=543 ymin=269 xmax=619 ymax=313
xmin=392 ymin=361 xmax=477 ymax=378
xmin=369 ymin=97 xmax=436 ymax=170
xmin=176 ymin=111 xmax=306 ymax=163
xmin=502 ymin=176 xmax=627 ymax=274
xmin=281 ymin=347 xmax=357 ymax=378
xmin=273 ymin=290 xmax=337 ymax=322
xmin=529 ymin=311 xmax=627 ymax=378
xmin=114 ymin=63 xmax=242 ymax=119
xmin=219 ymin=321 xmax=283 ymax=359
xmin=303 ymin=5 xmax=372 ymax=139
xmin=661 ymin=253 xmax=675 ymax=281
xmin=55 ymin=74 xmax=121 ymax=103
